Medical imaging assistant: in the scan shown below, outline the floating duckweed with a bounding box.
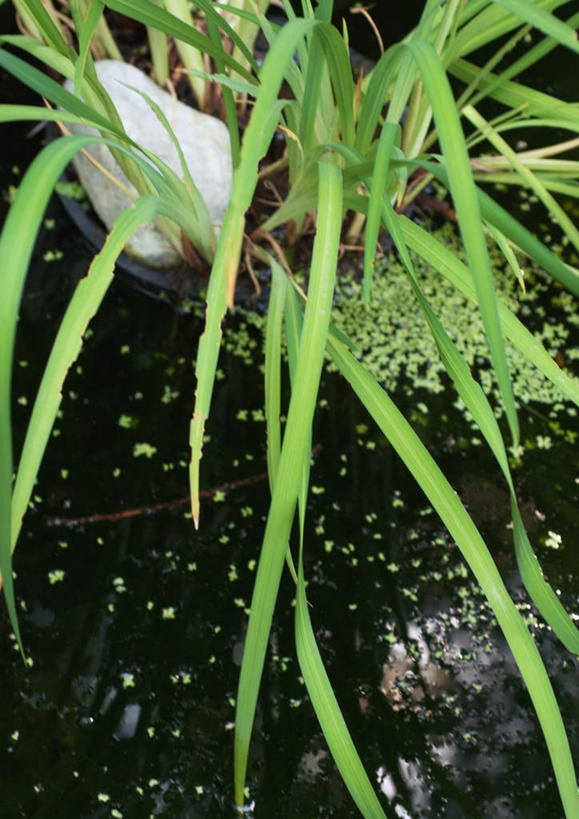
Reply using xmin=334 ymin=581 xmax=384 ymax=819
xmin=110 ymin=809 xmax=123 ymax=818
xmin=311 ymin=485 xmax=325 ymax=495
xmin=324 ymin=229 xmax=576 ymax=421
xmin=536 ymin=435 xmax=553 ymax=449
xmin=544 ymin=531 xmax=562 ymax=550
xmin=161 ymin=385 xmax=179 ymax=404
xmin=48 ymin=570 xmax=65 ymax=584
xmin=162 ymin=607 xmax=176 ymax=620
xmin=213 ymin=491 xmax=226 ymax=503
xmin=118 ymin=414 xmax=135 ymax=429
xmin=133 ymin=442 xmax=157 ymax=458
xmin=97 ymin=793 xmax=110 ymax=803
xmin=120 ymin=672 xmax=135 ymax=689
xmin=120 ymin=345 xmax=130 ymax=355
xmin=43 ymin=249 xmax=63 ymax=262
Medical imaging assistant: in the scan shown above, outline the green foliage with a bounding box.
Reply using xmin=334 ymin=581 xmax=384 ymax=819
xmin=1 ymin=1 xmax=578 ymax=816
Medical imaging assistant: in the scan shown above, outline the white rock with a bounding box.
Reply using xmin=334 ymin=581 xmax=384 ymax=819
xmin=64 ymin=60 xmax=232 ymax=268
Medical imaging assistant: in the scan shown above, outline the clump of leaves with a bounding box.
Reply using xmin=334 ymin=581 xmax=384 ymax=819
xmin=1 ymin=2 xmax=578 ymax=817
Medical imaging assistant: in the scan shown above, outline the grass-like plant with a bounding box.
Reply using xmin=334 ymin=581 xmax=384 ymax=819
xmin=1 ymin=1 xmax=578 ymax=816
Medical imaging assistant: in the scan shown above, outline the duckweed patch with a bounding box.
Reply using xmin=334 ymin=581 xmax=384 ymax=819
xmin=222 ymin=222 xmax=577 ymax=435
xmin=329 ymin=223 xmax=577 ymax=421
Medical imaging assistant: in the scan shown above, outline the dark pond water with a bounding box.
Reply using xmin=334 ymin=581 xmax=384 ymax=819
xmin=1 ymin=6 xmax=578 ymax=818
xmin=1 ymin=182 xmax=577 ymax=819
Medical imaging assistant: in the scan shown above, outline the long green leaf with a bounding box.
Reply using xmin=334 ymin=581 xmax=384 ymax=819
xmin=326 ymin=334 xmax=579 ymax=819
xmin=264 ymin=259 xmax=286 ymax=487
xmin=401 ymin=157 xmax=579 ymax=296
xmin=398 ymin=216 xmax=579 ymax=405
xmin=104 ymin=0 xmax=255 ymax=82
xmin=0 ymin=137 xmax=104 ymax=648
xmin=285 ymin=285 xmax=388 ymax=818
xmin=234 ymin=159 xmax=343 ymax=807
xmin=74 ymin=0 xmax=105 ymax=96
xmin=364 ymin=123 xmax=400 ymax=301
xmin=404 ymin=40 xmax=519 ymax=445
xmin=189 ymin=17 xmax=313 ymax=526
xmin=17 ymin=0 xmax=71 ymax=57
xmin=295 ymin=560 xmax=387 ymax=818
xmin=464 ymin=104 xmax=579 ymax=250
xmin=449 ymin=57 xmax=579 ymax=125
xmin=0 ymin=47 xmax=124 ymax=136
xmin=382 ymin=199 xmax=579 ymax=655
xmin=0 ymin=137 xmax=108 ymax=651
xmin=11 ymin=197 xmax=175 ymax=550
xmin=1 ymin=133 xmax=202 ymax=619
xmin=492 ymin=0 xmax=579 ymax=54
